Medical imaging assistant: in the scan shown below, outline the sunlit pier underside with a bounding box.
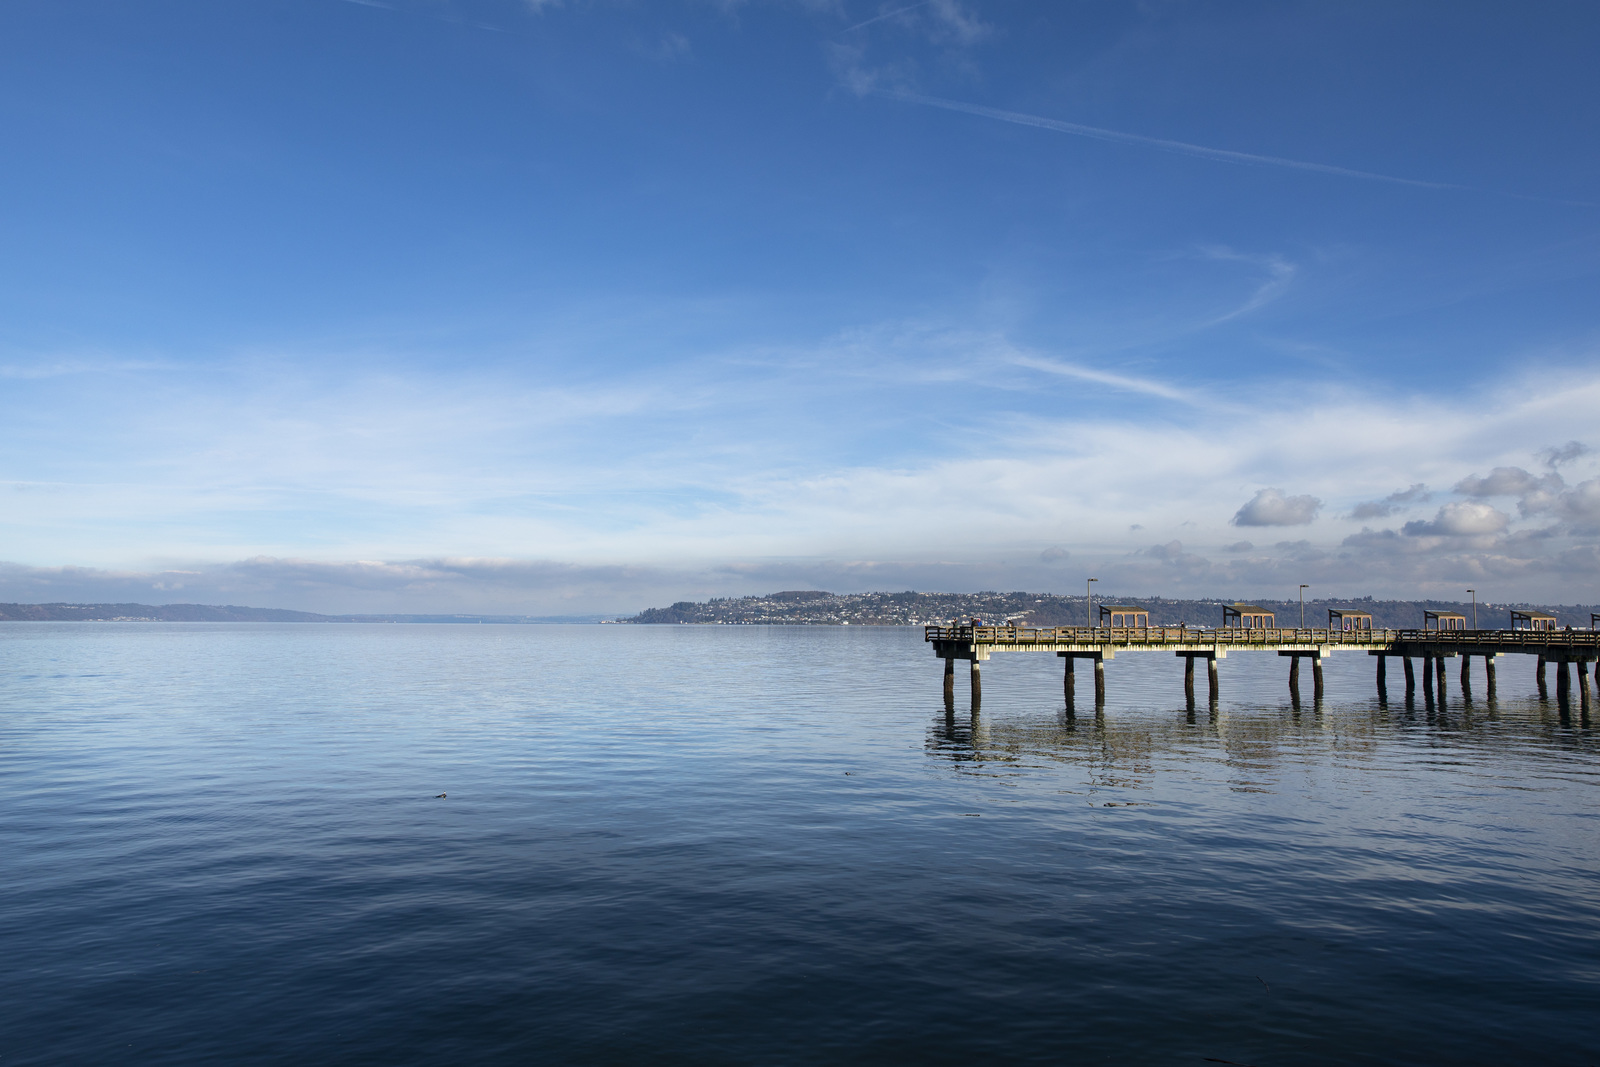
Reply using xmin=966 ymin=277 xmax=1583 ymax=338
xmin=926 ymin=625 xmax=1600 ymax=710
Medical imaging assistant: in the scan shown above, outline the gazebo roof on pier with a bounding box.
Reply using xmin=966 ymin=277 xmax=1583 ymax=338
xmin=1222 ymin=603 xmax=1276 ymax=628
xmin=1511 ymin=609 xmax=1557 ymax=620
xmin=1329 ymin=608 xmax=1373 ymax=629
xmin=1099 ymin=605 xmax=1150 ymax=628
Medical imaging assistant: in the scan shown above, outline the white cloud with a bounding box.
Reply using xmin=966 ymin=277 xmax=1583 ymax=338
xmin=3 ymin=326 xmax=1600 ymax=607
xmin=1454 ymin=466 xmax=1557 ymax=497
xmin=1558 ymin=477 xmax=1600 ymax=526
xmin=1402 ymin=502 xmax=1511 ymax=537
xmin=1232 ymin=489 xmax=1322 ymax=527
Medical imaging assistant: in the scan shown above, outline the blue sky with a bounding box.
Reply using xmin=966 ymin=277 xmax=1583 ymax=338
xmin=3 ymin=0 xmax=1599 ymax=613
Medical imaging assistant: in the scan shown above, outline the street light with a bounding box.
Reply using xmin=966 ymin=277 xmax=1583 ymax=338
xmin=1087 ymin=577 xmax=1098 ymax=629
xmin=1468 ymin=588 xmax=1476 ymax=629
xmin=1299 ymin=584 xmax=1309 ymax=628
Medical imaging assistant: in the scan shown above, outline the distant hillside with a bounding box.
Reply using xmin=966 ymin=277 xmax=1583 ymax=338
xmin=622 ymin=590 xmax=1600 ymax=629
xmin=0 ymin=603 xmax=605 ymax=623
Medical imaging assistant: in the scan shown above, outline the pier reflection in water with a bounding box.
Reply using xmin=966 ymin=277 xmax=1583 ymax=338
xmin=932 ymin=687 xmax=1596 ymax=783
xmin=930 ymin=642 xmax=1599 ymax=824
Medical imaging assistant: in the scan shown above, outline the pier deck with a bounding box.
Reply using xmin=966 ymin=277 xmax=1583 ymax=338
xmin=925 ymin=624 xmax=1600 ymax=706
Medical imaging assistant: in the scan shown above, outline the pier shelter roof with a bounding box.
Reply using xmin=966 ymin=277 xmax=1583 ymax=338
xmin=1099 ymin=605 xmax=1149 ymax=628
xmin=1222 ymin=603 xmax=1275 ymax=629
xmin=1511 ymin=609 xmax=1559 ymax=631
xmin=1424 ymin=610 xmax=1468 ymax=631
xmin=1593 ymin=612 xmax=1599 ymax=630
xmin=1328 ymin=609 xmax=1373 ymax=630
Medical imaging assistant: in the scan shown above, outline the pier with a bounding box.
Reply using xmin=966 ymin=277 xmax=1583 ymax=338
xmin=926 ymin=621 xmax=1600 ymax=710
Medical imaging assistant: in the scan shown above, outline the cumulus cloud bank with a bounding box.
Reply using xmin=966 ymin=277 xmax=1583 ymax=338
xmin=1402 ymin=501 xmax=1511 ymax=537
xmin=3 ymin=326 xmax=1600 ymax=608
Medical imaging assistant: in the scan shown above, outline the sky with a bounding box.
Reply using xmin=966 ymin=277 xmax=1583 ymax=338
xmin=2 ymin=0 xmax=1599 ymax=614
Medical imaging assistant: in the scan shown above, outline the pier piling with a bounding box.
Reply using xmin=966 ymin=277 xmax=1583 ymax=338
xmin=1178 ymin=652 xmax=1218 ymax=707
xmin=926 ymin=622 xmax=1600 ymax=715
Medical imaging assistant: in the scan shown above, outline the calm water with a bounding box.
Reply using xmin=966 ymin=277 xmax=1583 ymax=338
xmin=3 ymin=624 xmax=1599 ymax=1065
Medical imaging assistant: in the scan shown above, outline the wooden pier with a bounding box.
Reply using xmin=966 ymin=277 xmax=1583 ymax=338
xmin=926 ymin=623 xmax=1600 ymax=709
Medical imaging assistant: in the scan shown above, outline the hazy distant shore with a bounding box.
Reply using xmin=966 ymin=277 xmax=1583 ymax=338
xmin=626 ymin=590 xmax=1600 ymax=628
xmin=8 ymin=590 xmax=1599 ymax=629
xmin=0 ymin=603 xmax=605 ymax=624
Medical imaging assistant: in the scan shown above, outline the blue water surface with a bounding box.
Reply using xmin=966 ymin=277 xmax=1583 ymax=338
xmin=3 ymin=623 xmax=1598 ymax=1065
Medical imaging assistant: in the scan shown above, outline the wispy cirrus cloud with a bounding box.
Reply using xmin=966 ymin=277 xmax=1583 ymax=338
xmin=1350 ymin=483 xmax=1431 ymax=520
xmin=842 ymin=0 xmax=986 ymax=41
xmin=879 ymin=90 xmax=1463 ymax=189
xmin=842 ymin=1 xmax=931 ymax=34
xmin=1197 ymin=248 xmax=1297 ymax=325
xmin=875 ymin=90 xmax=1595 ymax=207
xmin=4 ymin=323 xmax=1600 ymax=607
xmin=1006 ymin=353 xmax=1190 ymax=402
xmin=1539 ymin=440 xmax=1590 ymax=469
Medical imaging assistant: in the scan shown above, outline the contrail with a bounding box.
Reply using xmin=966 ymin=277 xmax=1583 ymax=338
xmin=882 ymin=89 xmax=1462 ymax=191
xmin=1008 ymin=354 xmax=1190 ymax=402
xmin=844 ymin=1 xmax=932 ymax=34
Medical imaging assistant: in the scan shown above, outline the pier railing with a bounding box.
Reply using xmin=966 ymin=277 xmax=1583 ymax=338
xmin=923 ymin=625 xmax=1600 ymax=652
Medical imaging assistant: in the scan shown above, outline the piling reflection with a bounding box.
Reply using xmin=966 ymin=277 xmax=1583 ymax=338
xmin=926 ymin=693 xmax=1600 ymax=785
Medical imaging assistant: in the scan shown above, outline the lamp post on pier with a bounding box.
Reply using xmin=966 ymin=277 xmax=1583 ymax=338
xmin=1299 ymin=584 xmax=1309 ymax=628
xmin=1468 ymin=589 xmax=1477 ymax=629
xmin=1087 ymin=577 xmax=1098 ymax=628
